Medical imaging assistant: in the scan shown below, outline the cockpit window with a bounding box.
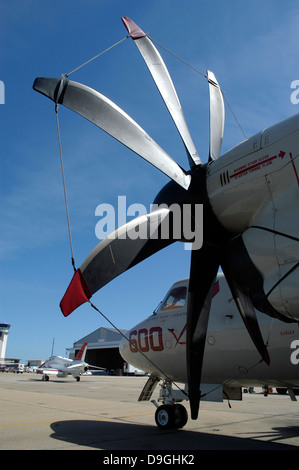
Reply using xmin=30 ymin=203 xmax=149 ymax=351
xmin=160 ymin=286 xmax=187 ymax=311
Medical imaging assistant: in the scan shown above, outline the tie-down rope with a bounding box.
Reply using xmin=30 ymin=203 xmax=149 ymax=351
xmin=53 ymin=30 xmax=253 ymax=407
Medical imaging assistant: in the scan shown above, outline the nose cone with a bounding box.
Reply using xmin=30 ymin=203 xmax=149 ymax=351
xmin=119 ymin=328 xmax=148 ymax=372
xmin=119 ymin=335 xmax=130 ymax=362
xmin=119 ymin=334 xmax=138 ymax=365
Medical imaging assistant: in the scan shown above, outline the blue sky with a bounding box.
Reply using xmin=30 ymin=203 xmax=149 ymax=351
xmin=1 ymin=0 xmax=299 ymax=362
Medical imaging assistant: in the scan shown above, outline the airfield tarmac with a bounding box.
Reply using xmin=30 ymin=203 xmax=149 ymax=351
xmin=0 ymin=373 xmax=299 ymax=452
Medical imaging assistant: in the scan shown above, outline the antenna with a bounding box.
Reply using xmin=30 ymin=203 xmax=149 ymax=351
xmin=51 ymin=337 xmax=55 ymax=356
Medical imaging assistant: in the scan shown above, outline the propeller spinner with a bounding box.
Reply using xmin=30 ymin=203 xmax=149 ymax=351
xmin=33 ymin=16 xmax=269 ymax=421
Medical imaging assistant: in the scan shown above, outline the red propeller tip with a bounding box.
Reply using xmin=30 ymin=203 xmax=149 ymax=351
xmin=60 ymin=269 xmax=91 ymax=317
xmin=121 ymin=17 xmax=146 ymax=39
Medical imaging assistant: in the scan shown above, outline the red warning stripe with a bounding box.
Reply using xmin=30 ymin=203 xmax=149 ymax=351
xmin=230 ymin=154 xmax=278 ymax=179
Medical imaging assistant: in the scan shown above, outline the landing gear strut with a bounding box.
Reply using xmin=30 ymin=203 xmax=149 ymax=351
xmin=139 ymin=375 xmax=189 ymax=430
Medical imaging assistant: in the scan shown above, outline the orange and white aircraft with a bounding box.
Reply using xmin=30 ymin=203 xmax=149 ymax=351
xmin=37 ymin=342 xmax=89 ymax=381
xmin=119 ymin=273 xmax=299 ymax=429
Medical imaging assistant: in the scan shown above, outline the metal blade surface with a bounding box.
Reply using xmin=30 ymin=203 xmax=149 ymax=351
xmin=60 ymin=209 xmax=176 ymax=316
xmin=33 ymin=77 xmax=191 ymax=190
xmin=122 ymin=17 xmax=201 ymax=167
xmin=207 ymin=70 xmax=224 ymax=161
xmin=186 ymin=244 xmax=219 ymax=419
xmin=221 ymin=263 xmax=270 ymax=365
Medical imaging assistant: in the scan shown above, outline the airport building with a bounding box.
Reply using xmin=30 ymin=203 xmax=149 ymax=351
xmin=0 ymin=323 xmax=22 ymax=369
xmin=0 ymin=323 xmax=10 ymax=362
xmin=71 ymin=327 xmax=129 ymax=375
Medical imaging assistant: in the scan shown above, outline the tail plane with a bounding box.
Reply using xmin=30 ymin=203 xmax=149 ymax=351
xmin=74 ymin=342 xmax=88 ymax=362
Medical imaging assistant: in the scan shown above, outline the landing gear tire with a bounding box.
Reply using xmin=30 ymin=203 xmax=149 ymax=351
xmin=155 ymin=405 xmax=175 ymax=429
xmin=76 ymin=376 xmax=80 ymax=382
xmin=173 ymin=404 xmax=188 ymax=428
xmin=155 ymin=404 xmax=188 ymax=430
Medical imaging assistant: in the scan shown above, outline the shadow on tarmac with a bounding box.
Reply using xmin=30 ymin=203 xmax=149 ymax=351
xmin=50 ymin=419 xmax=299 ymax=450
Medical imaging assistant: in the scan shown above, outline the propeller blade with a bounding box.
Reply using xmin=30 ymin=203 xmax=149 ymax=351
xmin=221 ymin=264 xmax=270 ymax=365
xmin=122 ymin=17 xmax=201 ymax=168
xmin=33 ymin=77 xmax=191 ymax=190
xmin=207 ymin=70 xmax=224 ymax=161
xmin=60 ymin=208 xmax=176 ymax=316
xmin=186 ymin=244 xmax=220 ymax=420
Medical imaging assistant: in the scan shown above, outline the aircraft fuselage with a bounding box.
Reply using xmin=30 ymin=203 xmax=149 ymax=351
xmin=120 ymin=275 xmax=299 ymax=388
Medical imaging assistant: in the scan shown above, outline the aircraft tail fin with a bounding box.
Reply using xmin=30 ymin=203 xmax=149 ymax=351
xmin=75 ymin=342 xmax=88 ymax=361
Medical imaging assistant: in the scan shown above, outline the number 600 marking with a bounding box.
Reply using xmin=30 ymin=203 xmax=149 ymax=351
xmin=129 ymin=326 xmax=163 ymax=353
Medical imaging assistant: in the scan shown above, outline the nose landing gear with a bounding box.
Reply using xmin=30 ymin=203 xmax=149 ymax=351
xmin=139 ymin=376 xmax=189 ymax=430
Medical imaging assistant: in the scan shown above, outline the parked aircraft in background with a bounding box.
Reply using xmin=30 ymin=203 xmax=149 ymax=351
xmin=37 ymin=342 xmax=91 ymax=381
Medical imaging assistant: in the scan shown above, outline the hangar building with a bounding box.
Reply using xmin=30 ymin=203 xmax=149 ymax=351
xmin=71 ymin=327 xmax=128 ymax=374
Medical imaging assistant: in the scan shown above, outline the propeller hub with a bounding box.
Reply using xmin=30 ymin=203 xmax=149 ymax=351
xmin=153 ymin=164 xmax=208 ymax=207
